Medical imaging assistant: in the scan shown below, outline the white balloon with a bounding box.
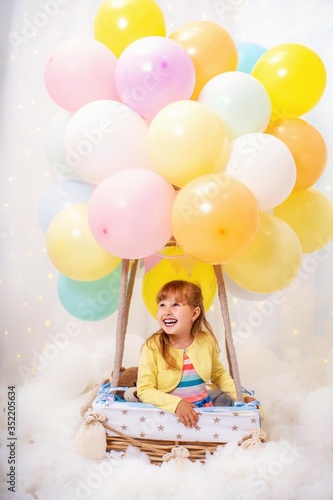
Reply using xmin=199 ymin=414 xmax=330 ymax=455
xmin=64 ymin=100 xmax=153 ymax=184
xmin=225 ymin=133 xmax=297 ymax=211
xmin=198 ymin=71 xmax=271 ymax=142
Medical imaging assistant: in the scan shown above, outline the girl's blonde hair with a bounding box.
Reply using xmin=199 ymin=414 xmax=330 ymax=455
xmin=146 ymin=280 xmax=219 ymax=369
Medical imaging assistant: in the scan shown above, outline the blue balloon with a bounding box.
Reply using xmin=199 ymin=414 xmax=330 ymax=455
xmin=237 ymin=42 xmax=267 ymax=74
xmin=37 ymin=179 xmax=94 ymax=233
xmin=57 ymin=264 xmax=122 ymax=321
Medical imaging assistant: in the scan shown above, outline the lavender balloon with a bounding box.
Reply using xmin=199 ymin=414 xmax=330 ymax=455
xmin=115 ymin=36 xmax=196 ymax=120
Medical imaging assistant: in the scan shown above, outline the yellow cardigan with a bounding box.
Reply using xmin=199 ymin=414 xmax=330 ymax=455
xmin=137 ymin=333 xmax=237 ymax=413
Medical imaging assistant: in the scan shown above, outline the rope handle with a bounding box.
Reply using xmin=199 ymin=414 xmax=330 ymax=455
xmin=111 ymin=259 xmax=138 ymax=389
xmin=214 ymin=265 xmax=243 ymax=402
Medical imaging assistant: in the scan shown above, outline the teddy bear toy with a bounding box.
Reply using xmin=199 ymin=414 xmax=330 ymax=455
xmin=114 ymin=366 xmax=140 ymax=402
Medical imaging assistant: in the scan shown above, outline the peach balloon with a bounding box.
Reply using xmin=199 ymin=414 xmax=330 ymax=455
xmin=266 ymin=118 xmax=327 ymax=192
xmin=169 ymin=20 xmax=238 ymax=99
xmin=171 ymin=172 xmax=260 ymax=264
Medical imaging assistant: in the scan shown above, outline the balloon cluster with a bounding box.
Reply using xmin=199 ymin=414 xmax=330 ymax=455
xmin=40 ymin=0 xmax=333 ymax=320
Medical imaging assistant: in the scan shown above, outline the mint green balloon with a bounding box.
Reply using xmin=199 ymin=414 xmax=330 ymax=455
xmin=58 ymin=264 xmax=121 ymax=321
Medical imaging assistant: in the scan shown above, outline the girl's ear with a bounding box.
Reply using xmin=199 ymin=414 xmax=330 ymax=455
xmin=192 ymin=307 xmax=201 ymax=322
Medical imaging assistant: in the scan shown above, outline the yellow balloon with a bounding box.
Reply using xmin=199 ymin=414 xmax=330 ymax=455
xmin=94 ymin=0 xmax=166 ymax=57
xmin=224 ymin=213 xmax=303 ymax=294
xmin=274 ymin=189 xmax=333 ymax=253
xmin=46 ymin=203 xmax=121 ymax=280
xmin=148 ymin=100 xmax=229 ymax=188
xmin=171 ymin=173 xmax=260 ymax=264
xmin=142 ymin=246 xmax=217 ymax=317
xmin=252 ymin=43 xmax=326 ymax=118
xmin=169 ymin=20 xmax=238 ymax=100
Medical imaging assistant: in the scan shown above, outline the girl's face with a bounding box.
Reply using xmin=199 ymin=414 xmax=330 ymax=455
xmin=156 ymin=293 xmax=200 ymax=338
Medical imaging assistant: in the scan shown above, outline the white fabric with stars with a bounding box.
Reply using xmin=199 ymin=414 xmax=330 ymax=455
xmin=93 ymin=398 xmax=261 ymax=443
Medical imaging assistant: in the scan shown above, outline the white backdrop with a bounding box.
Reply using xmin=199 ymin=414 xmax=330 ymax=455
xmin=1 ymin=1 xmax=333 ymax=499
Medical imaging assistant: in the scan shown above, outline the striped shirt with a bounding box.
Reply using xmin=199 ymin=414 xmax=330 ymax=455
xmin=169 ymin=351 xmax=213 ymax=407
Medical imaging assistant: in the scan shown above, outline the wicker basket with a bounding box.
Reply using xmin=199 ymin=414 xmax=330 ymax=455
xmin=103 ymin=421 xmax=265 ymax=465
xmin=106 ymin=434 xmax=219 ymax=465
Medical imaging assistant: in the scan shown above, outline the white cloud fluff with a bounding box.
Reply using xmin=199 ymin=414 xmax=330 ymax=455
xmin=1 ymin=344 xmax=332 ymax=500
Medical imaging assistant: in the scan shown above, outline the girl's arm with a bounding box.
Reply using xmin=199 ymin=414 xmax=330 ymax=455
xmin=137 ymin=343 xmax=182 ymax=413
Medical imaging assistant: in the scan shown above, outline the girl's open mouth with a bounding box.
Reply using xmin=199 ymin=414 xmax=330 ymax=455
xmin=163 ymin=319 xmax=177 ymax=326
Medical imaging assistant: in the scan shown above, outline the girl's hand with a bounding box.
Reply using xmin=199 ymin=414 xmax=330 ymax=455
xmin=175 ymin=400 xmax=199 ymax=428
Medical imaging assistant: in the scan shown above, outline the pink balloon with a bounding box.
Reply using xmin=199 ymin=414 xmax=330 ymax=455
xmin=114 ymin=36 xmax=196 ymax=120
xmin=44 ymin=39 xmax=119 ymax=112
xmin=88 ymin=169 xmax=176 ymax=259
